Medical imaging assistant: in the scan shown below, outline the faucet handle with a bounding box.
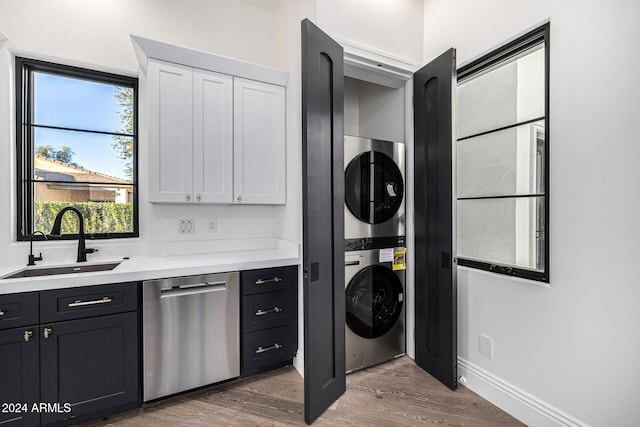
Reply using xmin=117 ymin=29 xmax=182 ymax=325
xmin=27 ymin=253 xmax=43 ymax=266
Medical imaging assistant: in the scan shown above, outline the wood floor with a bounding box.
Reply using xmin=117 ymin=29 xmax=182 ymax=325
xmin=81 ymin=356 xmax=523 ymax=426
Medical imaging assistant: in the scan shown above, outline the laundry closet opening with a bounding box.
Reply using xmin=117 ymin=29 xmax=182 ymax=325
xmin=343 ymin=75 xmax=409 ymax=374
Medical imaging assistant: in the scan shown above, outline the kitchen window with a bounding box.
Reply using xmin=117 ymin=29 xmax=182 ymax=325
xmin=456 ymin=24 xmax=549 ymax=282
xmin=16 ymin=57 xmax=139 ymax=240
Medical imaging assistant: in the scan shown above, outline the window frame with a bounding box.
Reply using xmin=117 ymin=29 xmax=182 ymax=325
xmin=15 ymin=57 xmax=139 ymax=241
xmin=456 ymin=23 xmax=550 ymax=283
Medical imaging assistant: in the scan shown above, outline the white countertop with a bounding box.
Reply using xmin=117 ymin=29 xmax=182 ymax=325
xmin=0 ymin=238 xmax=300 ymax=295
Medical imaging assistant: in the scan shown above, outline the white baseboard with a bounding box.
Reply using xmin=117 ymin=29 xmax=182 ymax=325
xmin=293 ymin=351 xmax=304 ymax=378
xmin=458 ymin=357 xmax=589 ymax=427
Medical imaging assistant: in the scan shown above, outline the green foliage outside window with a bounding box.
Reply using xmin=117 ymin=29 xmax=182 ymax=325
xmin=34 ymin=201 xmax=134 ymax=235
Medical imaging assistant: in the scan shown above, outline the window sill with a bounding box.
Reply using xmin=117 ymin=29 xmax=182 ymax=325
xmin=457 ymin=264 xmax=551 ymax=289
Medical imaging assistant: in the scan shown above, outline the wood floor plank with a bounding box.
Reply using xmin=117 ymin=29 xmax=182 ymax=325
xmin=80 ymin=357 xmax=523 ymax=426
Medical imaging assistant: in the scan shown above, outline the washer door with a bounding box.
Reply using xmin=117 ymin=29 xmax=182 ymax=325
xmin=346 ymin=265 xmax=403 ymax=339
xmin=345 ymin=151 xmax=404 ymax=224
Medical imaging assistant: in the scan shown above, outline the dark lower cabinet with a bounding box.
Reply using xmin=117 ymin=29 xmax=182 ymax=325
xmin=241 ymin=266 xmax=298 ymax=377
xmin=40 ymin=312 xmax=139 ymax=426
xmin=0 ymin=327 xmax=40 ymax=427
xmin=0 ymin=283 xmax=140 ymax=427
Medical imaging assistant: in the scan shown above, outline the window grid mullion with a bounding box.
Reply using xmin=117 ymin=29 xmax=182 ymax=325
xmin=31 ymin=123 xmax=135 ymax=138
xmin=457 ymin=116 xmax=545 ymax=142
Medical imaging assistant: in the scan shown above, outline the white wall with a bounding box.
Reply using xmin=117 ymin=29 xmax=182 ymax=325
xmin=344 ymin=77 xmax=406 ymax=143
xmin=424 ymin=1 xmax=640 ymax=425
xmin=0 ymin=0 xmax=303 ymax=264
xmin=317 ymin=0 xmax=424 ymax=65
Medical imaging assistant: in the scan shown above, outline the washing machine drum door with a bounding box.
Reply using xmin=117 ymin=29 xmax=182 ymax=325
xmin=346 ymin=265 xmax=403 ymax=339
xmin=345 ymin=151 xmax=404 ymax=224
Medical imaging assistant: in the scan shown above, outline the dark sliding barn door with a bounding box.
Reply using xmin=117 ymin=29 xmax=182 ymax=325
xmin=413 ymin=48 xmax=458 ymax=390
xmin=301 ymin=18 xmax=345 ymax=424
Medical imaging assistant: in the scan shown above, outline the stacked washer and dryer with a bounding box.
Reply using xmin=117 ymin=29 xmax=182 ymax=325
xmin=343 ymin=135 xmax=406 ymax=373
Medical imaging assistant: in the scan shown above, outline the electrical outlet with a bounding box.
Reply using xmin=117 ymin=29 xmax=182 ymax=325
xmin=178 ymin=219 xmax=195 ymax=234
xmin=479 ymin=334 xmax=493 ymax=358
xmin=207 ymin=218 xmax=217 ymax=233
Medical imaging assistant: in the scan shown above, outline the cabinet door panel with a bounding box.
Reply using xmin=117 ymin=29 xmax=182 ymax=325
xmin=233 ymin=78 xmax=286 ymax=204
xmin=40 ymin=312 xmax=138 ymax=425
xmin=0 ymin=328 xmax=39 ymax=427
xmin=148 ymin=59 xmax=193 ymax=203
xmin=193 ymin=69 xmax=234 ymax=203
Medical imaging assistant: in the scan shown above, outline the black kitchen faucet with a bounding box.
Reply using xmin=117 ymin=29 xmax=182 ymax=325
xmin=50 ymin=206 xmax=98 ymax=262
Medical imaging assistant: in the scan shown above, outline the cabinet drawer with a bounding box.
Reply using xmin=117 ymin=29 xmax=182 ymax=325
xmin=0 ymin=292 xmax=39 ymax=330
xmin=40 ymin=282 xmax=138 ymax=323
xmin=242 ymin=326 xmax=295 ymax=375
xmin=242 ymin=290 xmax=292 ymax=333
xmin=241 ymin=265 xmax=297 ymax=295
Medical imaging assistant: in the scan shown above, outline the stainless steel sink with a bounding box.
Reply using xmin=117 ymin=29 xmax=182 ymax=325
xmin=2 ymin=262 xmax=121 ymax=279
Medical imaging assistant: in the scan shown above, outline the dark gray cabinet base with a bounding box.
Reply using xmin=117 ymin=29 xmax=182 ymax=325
xmin=240 ymin=266 xmax=298 ymax=377
xmin=0 ymin=283 xmax=140 ymax=427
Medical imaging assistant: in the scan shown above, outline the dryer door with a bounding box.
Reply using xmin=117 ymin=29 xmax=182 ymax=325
xmin=346 ymin=265 xmax=403 ymax=339
xmin=345 ymin=151 xmax=404 ymax=224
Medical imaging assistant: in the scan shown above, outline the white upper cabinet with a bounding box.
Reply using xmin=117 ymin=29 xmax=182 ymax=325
xmin=148 ymin=60 xmax=195 ymax=203
xmin=148 ymin=60 xmax=233 ymax=203
xmin=139 ymin=36 xmax=288 ymax=205
xmin=233 ymin=78 xmax=286 ymax=204
xmin=193 ymin=69 xmax=234 ymax=203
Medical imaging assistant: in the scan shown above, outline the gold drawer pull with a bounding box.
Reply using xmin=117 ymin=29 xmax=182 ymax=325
xmin=255 ymin=277 xmax=282 ymax=285
xmin=256 ymin=343 xmax=282 ymax=354
xmin=256 ymin=306 xmax=282 ymax=316
xmin=24 ymin=330 xmax=33 ymax=342
xmin=68 ymin=297 xmax=112 ymax=307
xmin=43 ymin=327 xmax=52 ymax=339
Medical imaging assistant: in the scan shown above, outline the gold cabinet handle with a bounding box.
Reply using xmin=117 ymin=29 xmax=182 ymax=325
xmin=43 ymin=327 xmax=52 ymax=339
xmin=186 ymin=194 xmax=191 ymax=202
xmin=68 ymin=297 xmax=112 ymax=307
xmin=255 ymin=277 xmax=282 ymax=285
xmin=24 ymin=330 xmax=33 ymax=342
xmin=256 ymin=343 xmax=282 ymax=354
xmin=196 ymin=194 xmax=201 ymax=202
xmin=256 ymin=306 xmax=282 ymax=316
xmin=0 ymin=309 xmax=4 ymax=316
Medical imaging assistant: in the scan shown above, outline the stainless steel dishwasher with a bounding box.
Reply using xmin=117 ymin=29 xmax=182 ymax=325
xmin=143 ymin=272 xmax=239 ymax=401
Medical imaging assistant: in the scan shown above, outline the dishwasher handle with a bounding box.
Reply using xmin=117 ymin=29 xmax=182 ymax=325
xmin=160 ymin=281 xmax=227 ymax=298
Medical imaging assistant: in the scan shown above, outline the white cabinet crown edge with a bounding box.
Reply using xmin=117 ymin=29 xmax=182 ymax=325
xmin=130 ymin=34 xmax=289 ymax=87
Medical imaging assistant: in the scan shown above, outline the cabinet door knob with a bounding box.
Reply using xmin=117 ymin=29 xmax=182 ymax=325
xmin=24 ymin=330 xmax=33 ymax=342
xmin=186 ymin=194 xmax=191 ymax=202
xmin=0 ymin=309 xmax=4 ymax=316
xmin=196 ymin=194 xmax=201 ymax=202
xmin=43 ymin=327 xmax=52 ymax=339
xmin=236 ymin=195 xmax=241 ymax=202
